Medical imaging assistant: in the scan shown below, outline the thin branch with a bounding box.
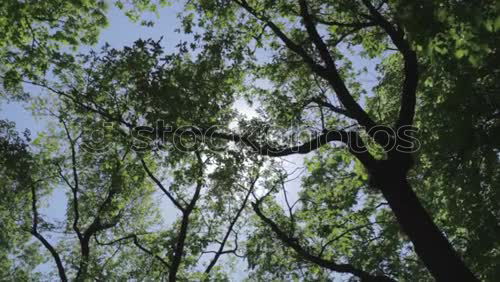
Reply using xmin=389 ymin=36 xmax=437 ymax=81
xmin=305 ymin=97 xmax=357 ymax=119
xmin=13 ymin=78 xmax=375 ymax=167
xmin=76 ymin=156 xmax=127 ymax=280
xmin=319 ymin=221 xmax=386 ymax=256
xmin=140 ymin=158 xmax=186 ymax=212
xmin=30 ymin=181 xmax=68 ymax=282
xmin=232 ymin=0 xmax=327 ymax=74
xmin=94 ymin=234 xmax=137 ymax=246
xmin=281 ymin=178 xmax=295 ymax=233
xmin=315 ymin=17 xmax=376 ymax=29
xmin=95 ymin=234 xmax=171 ymax=269
xmin=133 ymin=235 xmax=171 ymax=269
xmin=204 ymin=174 xmax=259 ymax=274
xmin=297 ymin=0 xmax=379 ymax=135
xmin=60 ymin=119 xmax=83 ymax=242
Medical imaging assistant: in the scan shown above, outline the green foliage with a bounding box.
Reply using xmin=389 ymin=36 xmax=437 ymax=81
xmin=0 ymin=120 xmax=43 ymax=280
xmin=0 ymin=0 xmax=167 ymax=99
xmin=370 ymin=2 xmax=500 ymax=279
xmin=1 ymin=0 xmax=499 ymax=280
xmin=393 ymin=0 xmax=499 ymax=65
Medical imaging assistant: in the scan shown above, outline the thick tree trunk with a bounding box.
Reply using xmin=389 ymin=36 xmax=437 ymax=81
xmin=378 ymin=172 xmax=478 ymax=281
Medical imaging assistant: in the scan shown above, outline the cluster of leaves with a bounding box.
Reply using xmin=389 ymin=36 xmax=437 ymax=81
xmin=0 ymin=0 xmax=167 ymax=99
xmin=0 ymin=120 xmax=44 ymax=280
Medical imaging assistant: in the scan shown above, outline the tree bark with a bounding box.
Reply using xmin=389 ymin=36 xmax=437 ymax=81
xmin=75 ymin=238 xmax=90 ymax=281
xmin=377 ymin=170 xmax=478 ymax=281
xmin=31 ymin=232 xmax=68 ymax=282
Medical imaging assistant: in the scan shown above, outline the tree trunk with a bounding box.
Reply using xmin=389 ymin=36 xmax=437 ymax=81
xmin=76 ymin=239 xmax=90 ymax=281
xmin=378 ymin=173 xmax=478 ymax=281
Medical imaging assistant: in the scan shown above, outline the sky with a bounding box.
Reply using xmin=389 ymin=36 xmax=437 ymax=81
xmin=0 ymin=2 xmax=379 ymax=280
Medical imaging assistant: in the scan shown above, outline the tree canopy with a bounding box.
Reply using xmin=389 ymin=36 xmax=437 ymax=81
xmin=1 ymin=0 xmax=499 ymax=281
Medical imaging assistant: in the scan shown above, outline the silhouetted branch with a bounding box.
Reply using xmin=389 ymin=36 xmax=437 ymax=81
xmin=140 ymin=158 xmax=186 ymax=212
xmin=30 ymin=181 xmax=68 ymax=282
xmin=252 ymin=202 xmax=395 ymax=282
xmin=204 ymin=175 xmax=259 ymax=274
xmin=360 ymin=0 xmax=418 ymax=129
xmin=169 ymin=151 xmax=205 ymax=281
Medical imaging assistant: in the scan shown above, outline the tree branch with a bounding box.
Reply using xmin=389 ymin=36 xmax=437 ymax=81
xmin=232 ymin=0 xmax=327 ymax=74
xmin=319 ymin=221 xmax=387 ymax=257
xmin=361 ymin=0 xmax=418 ymax=129
xmin=95 ymin=234 xmax=171 ymax=269
xmin=306 ymin=97 xmax=357 ymax=119
xmin=30 ymin=182 xmax=68 ymax=282
xmin=169 ymin=151 xmax=205 ymax=281
xmin=140 ymin=158 xmax=186 ymax=212
xmin=60 ymin=119 xmax=83 ymax=242
xmin=75 ymin=158 xmax=126 ymax=280
xmin=315 ymin=17 xmax=376 ymax=29
xmin=297 ymin=0 xmax=379 ymax=134
xmin=204 ymin=175 xmax=259 ymax=274
xmin=252 ymin=202 xmax=395 ymax=282
xmin=133 ymin=235 xmax=171 ymax=269
xmin=18 ymin=78 xmax=376 ymax=166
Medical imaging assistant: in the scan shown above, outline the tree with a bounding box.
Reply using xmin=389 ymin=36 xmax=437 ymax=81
xmin=1 ymin=0 xmax=499 ymax=281
xmin=1 ymin=101 xmax=264 ymax=280
xmin=172 ymin=0 xmax=491 ymax=280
